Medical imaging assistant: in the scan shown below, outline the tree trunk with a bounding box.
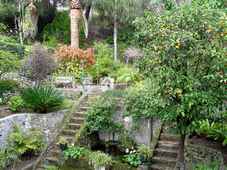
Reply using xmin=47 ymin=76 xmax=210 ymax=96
xmin=178 ymin=134 xmax=186 ymax=170
xmin=71 ymin=9 xmax=81 ymax=48
xmin=18 ymin=0 xmax=24 ymax=47
xmin=82 ymin=5 xmax=92 ymax=39
xmin=113 ymin=10 xmax=118 ymax=61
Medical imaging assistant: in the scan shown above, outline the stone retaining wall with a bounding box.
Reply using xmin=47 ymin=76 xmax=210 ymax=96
xmin=185 ymin=138 xmax=224 ymax=169
xmin=0 ymin=110 xmax=67 ymax=148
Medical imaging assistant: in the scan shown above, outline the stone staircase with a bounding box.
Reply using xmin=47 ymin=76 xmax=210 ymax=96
xmin=150 ymin=127 xmax=180 ymax=170
xmin=35 ymin=92 xmax=101 ymax=170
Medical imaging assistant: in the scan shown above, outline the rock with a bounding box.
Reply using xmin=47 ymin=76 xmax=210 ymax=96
xmin=100 ymin=77 xmax=114 ymax=90
xmin=54 ymin=76 xmax=75 ymax=88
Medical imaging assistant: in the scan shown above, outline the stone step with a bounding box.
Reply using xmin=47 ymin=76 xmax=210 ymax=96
xmin=79 ymin=106 xmax=89 ymax=111
xmin=154 ymin=148 xmax=178 ymax=158
xmin=70 ymin=117 xmax=84 ymax=124
xmin=73 ymin=112 xmax=86 ymax=118
xmin=36 ymin=168 xmax=44 ymax=170
xmin=46 ymin=156 xmax=58 ymax=165
xmin=37 ymin=165 xmax=46 ymax=170
xmin=49 ymin=147 xmax=61 ymax=157
xmin=68 ymin=123 xmax=81 ymax=129
xmin=152 ymin=156 xmax=176 ymax=167
xmin=150 ymin=164 xmax=172 ymax=170
xmin=59 ymin=135 xmax=74 ymax=143
xmin=62 ymin=129 xmax=77 ymax=136
xmin=158 ymin=141 xmax=180 ymax=150
xmin=160 ymin=133 xmax=180 ymax=142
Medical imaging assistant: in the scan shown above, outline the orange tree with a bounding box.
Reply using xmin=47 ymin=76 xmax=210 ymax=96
xmin=54 ymin=46 xmax=95 ymax=81
xmin=131 ymin=5 xmax=226 ymax=168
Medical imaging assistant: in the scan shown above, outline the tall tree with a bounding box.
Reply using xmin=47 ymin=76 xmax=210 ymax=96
xmin=134 ymin=6 xmax=226 ymax=169
xmin=70 ymin=0 xmax=81 ymax=48
xmin=83 ymin=0 xmax=145 ymax=61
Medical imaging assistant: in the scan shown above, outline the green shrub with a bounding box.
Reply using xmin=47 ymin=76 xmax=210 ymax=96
xmin=0 ymin=80 xmax=19 ymax=98
xmin=134 ymin=4 xmax=226 ymax=142
xmin=88 ymin=42 xmax=118 ymax=82
xmin=123 ymin=153 xmax=141 ymax=167
xmin=0 ymin=149 xmax=18 ymax=169
xmin=195 ymin=119 xmax=227 ymax=145
xmin=8 ymin=96 xmax=24 ymax=112
xmin=0 ymin=3 xmax=17 ymax=26
xmin=0 ymin=50 xmax=20 ymax=78
xmin=22 ymin=86 xmax=64 ymax=113
xmin=110 ymin=64 xmax=140 ymax=84
xmin=8 ymin=125 xmax=45 ymax=156
xmin=44 ymin=165 xmax=59 ymax=170
xmin=0 ymin=125 xmax=45 ymax=169
xmin=125 ymin=79 xmax=164 ymax=120
xmin=118 ymin=133 xmax=136 ymax=151
xmin=88 ymin=151 xmax=112 ymax=168
xmin=0 ymin=23 xmax=7 ymax=34
xmin=42 ymin=11 xmax=70 ymax=47
xmin=85 ymin=91 xmax=122 ymax=134
xmin=63 ymin=146 xmax=88 ymax=160
xmin=194 ymin=161 xmax=220 ymax=170
xmin=137 ymin=145 xmax=152 ymax=161
xmin=192 ymin=0 xmax=225 ymax=9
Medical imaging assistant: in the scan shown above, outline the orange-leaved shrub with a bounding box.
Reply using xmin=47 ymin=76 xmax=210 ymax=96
xmin=54 ymin=46 xmax=95 ymax=81
xmin=55 ymin=46 xmax=95 ymax=67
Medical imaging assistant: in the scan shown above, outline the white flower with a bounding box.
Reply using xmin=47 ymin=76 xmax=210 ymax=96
xmin=126 ymin=148 xmax=129 ymax=153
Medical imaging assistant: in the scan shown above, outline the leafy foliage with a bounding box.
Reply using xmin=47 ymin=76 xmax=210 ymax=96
xmin=0 ymin=80 xmax=19 ymax=98
xmin=85 ymin=90 xmax=123 ymax=134
xmin=134 ymin=6 xmax=226 ymax=136
xmin=123 ymin=153 xmax=141 ymax=167
xmin=0 ymin=125 xmax=45 ymax=169
xmin=194 ymin=119 xmax=227 ymax=146
xmin=88 ymin=42 xmax=139 ymax=83
xmin=137 ymin=145 xmax=152 ymax=161
xmin=42 ymin=11 xmax=70 ymax=46
xmin=125 ymin=79 xmax=164 ymax=120
xmin=192 ymin=0 xmax=225 ymax=9
xmin=63 ymin=146 xmax=88 ymax=160
xmin=21 ymin=86 xmax=64 ymax=113
xmin=194 ymin=161 xmax=221 ymax=170
xmin=0 ymin=23 xmax=7 ymax=34
xmin=8 ymin=125 xmax=45 ymax=156
xmin=110 ymin=64 xmax=140 ymax=84
xmin=88 ymin=42 xmax=116 ymax=82
xmin=0 ymin=50 xmax=20 ymax=78
xmin=118 ymin=133 xmax=136 ymax=151
xmin=44 ymin=165 xmax=59 ymax=170
xmin=55 ymin=46 xmax=95 ymax=81
xmin=8 ymin=96 xmax=24 ymax=112
xmin=88 ymin=151 xmax=112 ymax=167
xmin=0 ymin=3 xmax=17 ymax=26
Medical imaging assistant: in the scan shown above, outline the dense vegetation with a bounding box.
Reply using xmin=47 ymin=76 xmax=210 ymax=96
xmin=0 ymin=0 xmax=226 ymax=169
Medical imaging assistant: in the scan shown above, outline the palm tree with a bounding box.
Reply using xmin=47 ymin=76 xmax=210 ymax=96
xmin=70 ymin=0 xmax=81 ymax=48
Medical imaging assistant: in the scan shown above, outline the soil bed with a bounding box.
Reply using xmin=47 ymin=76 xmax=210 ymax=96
xmin=0 ymin=106 xmax=13 ymax=118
